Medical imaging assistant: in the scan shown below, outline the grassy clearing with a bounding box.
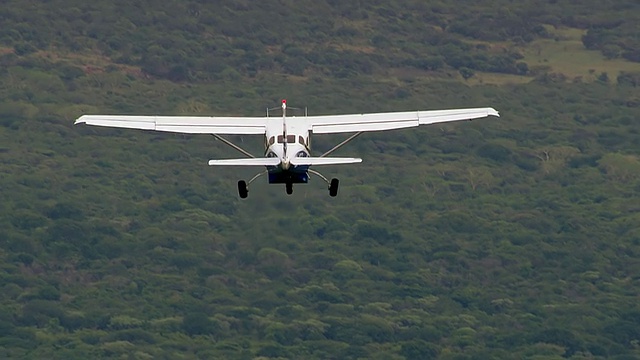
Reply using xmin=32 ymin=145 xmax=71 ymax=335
xmin=0 ymin=46 xmax=14 ymax=55
xmin=390 ymin=67 xmax=533 ymax=86
xmin=519 ymin=27 xmax=640 ymax=81
xmin=389 ymin=25 xmax=640 ymax=87
xmin=465 ymin=72 xmax=533 ymax=86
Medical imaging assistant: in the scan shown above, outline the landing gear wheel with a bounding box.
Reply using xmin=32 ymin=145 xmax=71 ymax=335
xmin=286 ymin=182 xmax=293 ymax=195
xmin=238 ymin=180 xmax=248 ymax=199
xmin=329 ymin=178 xmax=339 ymax=197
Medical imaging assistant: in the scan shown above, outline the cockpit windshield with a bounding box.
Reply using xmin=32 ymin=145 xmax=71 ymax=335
xmin=277 ymin=135 xmax=297 ymax=143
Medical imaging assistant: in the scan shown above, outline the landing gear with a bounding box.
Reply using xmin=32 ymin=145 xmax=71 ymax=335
xmin=309 ymin=169 xmax=340 ymax=197
xmin=239 ymin=171 xmax=339 ymax=198
xmin=238 ymin=180 xmax=248 ymax=199
xmin=329 ymin=178 xmax=339 ymax=197
xmin=237 ymin=171 xmax=268 ymax=199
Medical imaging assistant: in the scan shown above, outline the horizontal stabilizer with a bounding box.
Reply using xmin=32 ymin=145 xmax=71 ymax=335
xmin=290 ymin=157 xmax=362 ymax=166
xmin=208 ymin=158 xmax=281 ymax=166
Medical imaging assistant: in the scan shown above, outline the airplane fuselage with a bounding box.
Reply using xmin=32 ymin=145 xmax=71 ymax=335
xmin=264 ymin=100 xmax=311 ymax=184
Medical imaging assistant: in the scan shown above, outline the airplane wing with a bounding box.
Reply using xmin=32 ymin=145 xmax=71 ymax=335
xmin=305 ymin=107 xmax=499 ymax=134
xmin=75 ymin=115 xmax=266 ymax=135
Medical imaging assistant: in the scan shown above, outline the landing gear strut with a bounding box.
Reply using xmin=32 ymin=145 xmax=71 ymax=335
xmin=286 ymin=182 xmax=293 ymax=195
xmin=309 ymin=170 xmax=340 ymax=197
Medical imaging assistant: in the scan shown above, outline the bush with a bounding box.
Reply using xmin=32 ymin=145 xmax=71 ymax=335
xmin=182 ymin=312 xmax=218 ymax=336
xmin=617 ymin=72 xmax=640 ymax=87
xmin=105 ymin=329 xmax=156 ymax=344
xmin=13 ymin=42 xmax=37 ymax=56
xmin=400 ymin=340 xmax=439 ymax=359
xmin=477 ymin=143 xmax=513 ymax=162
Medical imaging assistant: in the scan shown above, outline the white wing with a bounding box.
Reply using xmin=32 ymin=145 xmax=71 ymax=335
xmin=75 ymin=115 xmax=266 ymax=135
xmin=305 ymin=107 xmax=499 ymax=134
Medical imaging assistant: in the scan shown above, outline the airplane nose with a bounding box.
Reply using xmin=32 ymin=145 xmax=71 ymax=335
xmin=282 ymin=158 xmax=290 ymax=170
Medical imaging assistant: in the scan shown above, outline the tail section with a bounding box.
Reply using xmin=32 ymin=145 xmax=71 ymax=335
xmin=290 ymin=157 xmax=362 ymax=166
xmin=209 ymin=157 xmax=361 ymax=167
xmin=208 ymin=158 xmax=281 ymax=166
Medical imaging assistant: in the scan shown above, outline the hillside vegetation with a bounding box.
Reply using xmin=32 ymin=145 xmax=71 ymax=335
xmin=1 ymin=0 xmax=638 ymax=85
xmin=1 ymin=1 xmax=640 ymax=359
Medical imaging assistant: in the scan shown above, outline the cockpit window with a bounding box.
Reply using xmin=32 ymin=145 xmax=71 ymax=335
xmin=299 ymin=136 xmax=305 ymax=145
xmin=277 ymin=135 xmax=297 ymax=143
xmin=269 ymin=136 xmax=275 ymax=145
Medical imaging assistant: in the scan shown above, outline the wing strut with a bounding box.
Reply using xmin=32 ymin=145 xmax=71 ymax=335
xmin=320 ymin=132 xmax=363 ymax=157
xmin=212 ymin=134 xmax=255 ymax=158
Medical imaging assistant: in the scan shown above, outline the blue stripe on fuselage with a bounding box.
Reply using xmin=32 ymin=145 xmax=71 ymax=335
xmin=267 ymin=166 xmax=309 ymax=184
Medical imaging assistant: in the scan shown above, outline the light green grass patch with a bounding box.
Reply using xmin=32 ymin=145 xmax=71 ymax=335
xmin=520 ymin=27 xmax=640 ymax=81
xmin=466 ymin=72 xmax=533 ymax=86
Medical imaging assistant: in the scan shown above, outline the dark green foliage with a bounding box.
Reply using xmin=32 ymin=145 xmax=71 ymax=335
xmin=46 ymin=202 xmax=85 ymax=220
xmin=257 ymin=344 xmax=289 ymax=358
xmin=10 ymin=209 xmax=48 ymax=230
xmin=460 ymin=67 xmax=475 ymax=80
xmin=34 ymin=286 xmax=61 ymax=301
xmin=19 ymin=300 xmax=64 ymax=326
xmin=400 ymin=340 xmax=439 ymax=359
xmin=0 ymin=328 xmax=36 ymax=349
xmin=10 ymin=253 xmax=35 ymax=266
xmin=617 ymin=72 xmax=640 ymax=87
xmin=0 ymin=1 xmax=639 ymax=359
xmin=531 ymin=328 xmax=582 ymax=357
xmin=13 ymin=42 xmax=37 ymax=56
xmin=354 ymin=221 xmax=402 ymax=244
xmin=583 ymin=23 xmax=640 ymax=62
xmin=476 ymin=143 xmax=512 ymax=162
xmin=182 ymin=312 xmax=218 ymax=336
xmin=105 ymin=329 xmax=157 ymax=344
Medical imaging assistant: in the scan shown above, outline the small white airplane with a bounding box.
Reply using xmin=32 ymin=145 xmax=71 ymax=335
xmin=75 ymin=100 xmax=499 ymax=198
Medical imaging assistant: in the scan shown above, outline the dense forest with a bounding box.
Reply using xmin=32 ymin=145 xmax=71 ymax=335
xmin=1 ymin=1 xmax=640 ymax=359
